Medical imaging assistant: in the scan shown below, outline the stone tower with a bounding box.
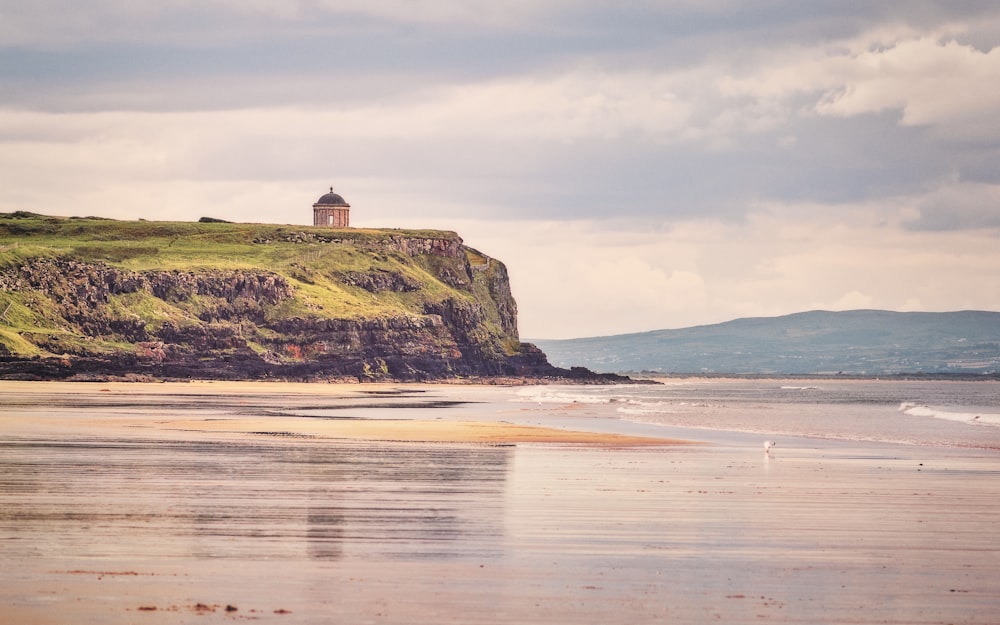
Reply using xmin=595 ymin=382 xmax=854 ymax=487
xmin=313 ymin=187 xmax=350 ymax=227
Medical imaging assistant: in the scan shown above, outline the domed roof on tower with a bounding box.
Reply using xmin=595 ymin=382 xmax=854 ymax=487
xmin=315 ymin=187 xmax=350 ymax=207
xmin=313 ymin=186 xmax=352 ymax=227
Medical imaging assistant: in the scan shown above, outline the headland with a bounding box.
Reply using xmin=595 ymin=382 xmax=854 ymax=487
xmin=0 ymin=212 xmax=627 ymax=384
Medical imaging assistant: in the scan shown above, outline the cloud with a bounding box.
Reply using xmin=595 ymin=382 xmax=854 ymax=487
xmin=3 ymin=2 xmax=1000 ymax=337
xmin=448 ymin=219 xmax=714 ymax=338
xmin=905 ymin=181 xmax=1000 ymax=231
xmin=458 ymin=205 xmax=1000 ymax=338
xmin=715 ymin=28 xmax=1000 ymax=140
xmin=824 ymin=290 xmax=875 ymax=311
xmin=816 ymin=38 xmax=1000 ymax=138
xmin=0 ymin=0 xmax=582 ymax=48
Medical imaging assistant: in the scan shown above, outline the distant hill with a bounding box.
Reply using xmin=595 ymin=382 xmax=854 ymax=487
xmin=532 ymin=310 xmax=1000 ymax=375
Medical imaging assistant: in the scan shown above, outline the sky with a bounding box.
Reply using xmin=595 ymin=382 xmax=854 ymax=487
xmin=2 ymin=1 xmax=1000 ymax=339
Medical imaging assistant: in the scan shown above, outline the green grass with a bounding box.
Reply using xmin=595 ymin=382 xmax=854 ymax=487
xmin=106 ymin=291 xmax=199 ymax=331
xmin=0 ymin=291 xmax=69 ymax=335
xmin=0 ymin=215 xmax=459 ymax=271
xmin=0 ymin=290 xmax=147 ymax=357
xmin=0 ymin=213 xmax=515 ymax=358
xmin=0 ymin=327 xmax=44 ymax=356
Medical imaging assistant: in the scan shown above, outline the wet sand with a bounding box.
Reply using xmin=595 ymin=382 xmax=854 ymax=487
xmin=2 ymin=381 xmax=998 ymax=624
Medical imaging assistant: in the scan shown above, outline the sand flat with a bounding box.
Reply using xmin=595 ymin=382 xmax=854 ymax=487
xmin=153 ymin=416 xmax=691 ymax=445
xmin=0 ymin=380 xmax=692 ymax=445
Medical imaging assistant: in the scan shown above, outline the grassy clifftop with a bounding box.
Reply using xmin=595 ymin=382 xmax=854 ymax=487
xmin=2 ymin=213 xmax=467 ymax=318
xmin=0 ymin=212 xmax=545 ymax=381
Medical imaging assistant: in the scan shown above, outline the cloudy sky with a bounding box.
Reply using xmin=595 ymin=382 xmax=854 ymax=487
xmin=2 ymin=1 xmax=999 ymax=338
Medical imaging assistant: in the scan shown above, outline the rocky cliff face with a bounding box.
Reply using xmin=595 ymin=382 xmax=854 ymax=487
xmin=0 ymin=214 xmax=624 ymax=382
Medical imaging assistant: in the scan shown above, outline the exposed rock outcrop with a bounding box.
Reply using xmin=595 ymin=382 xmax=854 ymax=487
xmin=0 ymin=215 xmax=630 ymax=383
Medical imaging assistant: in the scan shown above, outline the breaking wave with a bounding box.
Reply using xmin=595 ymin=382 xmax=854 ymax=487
xmin=513 ymin=385 xmax=712 ymax=415
xmin=513 ymin=386 xmax=633 ymax=406
xmin=899 ymin=402 xmax=1000 ymax=427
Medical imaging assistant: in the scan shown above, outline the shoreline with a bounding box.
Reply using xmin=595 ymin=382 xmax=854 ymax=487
xmin=4 ymin=370 xmax=998 ymax=386
xmin=0 ymin=379 xmax=690 ymax=446
xmin=637 ymin=371 xmax=1000 ymax=382
xmin=2 ymin=378 xmax=998 ymax=624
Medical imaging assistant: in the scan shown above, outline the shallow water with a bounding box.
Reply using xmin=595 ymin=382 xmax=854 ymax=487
xmin=515 ymin=379 xmax=1000 ymax=449
xmin=2 ymin=381 xmax=999 ymax=624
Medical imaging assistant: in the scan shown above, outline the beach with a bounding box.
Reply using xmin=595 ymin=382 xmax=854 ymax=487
xmin=1 ymin=380 xmax=998 ymax=624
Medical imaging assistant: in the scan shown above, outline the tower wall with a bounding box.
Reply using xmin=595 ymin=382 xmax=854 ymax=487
xmin=313 ymin=206 xmax=350 ymax=227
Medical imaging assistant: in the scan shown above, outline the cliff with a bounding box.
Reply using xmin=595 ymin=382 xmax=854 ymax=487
xmin=0 ymin=212 xmax=618 ymax=382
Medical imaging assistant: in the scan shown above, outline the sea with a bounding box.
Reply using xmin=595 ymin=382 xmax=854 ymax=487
xmin=513 ymin=378 xmax=1000 ymax=450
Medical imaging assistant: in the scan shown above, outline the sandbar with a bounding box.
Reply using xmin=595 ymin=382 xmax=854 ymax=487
xmin=0 ymin=380 xmax=690 ymax=446
xmin=156 ymin=416 xmax=688 ymax=445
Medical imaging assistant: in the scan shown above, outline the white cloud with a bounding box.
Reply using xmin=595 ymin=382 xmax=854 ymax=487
xmin=450 ymin=202 xmax=1000 ymax=338
xmin=823 ymin=290 xmax=875 ymax=311
xmin=712 ymin=27 xmax=1000 ymax=141
xmin=0 ymin=66 xmax=693 ymax=144
xmin=0 ymin=68 xmax=700 ymax=214
xmin=816 ymin=38 xmax=1000 ymax=137
xmin=899 ymin=297 xmax=925 ymax=312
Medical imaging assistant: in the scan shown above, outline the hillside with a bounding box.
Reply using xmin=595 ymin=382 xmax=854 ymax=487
xmin=0 ymin=212 xmax=611 ymax=382
xmin=533 ymin=310 xmax=1000 ymax=376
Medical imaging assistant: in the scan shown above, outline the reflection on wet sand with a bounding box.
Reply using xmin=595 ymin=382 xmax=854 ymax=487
xmin=1 ymin=438 xmax=510 ymax=563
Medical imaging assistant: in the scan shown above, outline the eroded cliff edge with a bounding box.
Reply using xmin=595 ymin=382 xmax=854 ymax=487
xmin=0 ymin=213 xmax=619 ymax=382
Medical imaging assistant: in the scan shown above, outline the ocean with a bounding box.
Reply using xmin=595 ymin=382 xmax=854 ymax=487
xmin=514 ymin=378 xmax=1000 ymax=450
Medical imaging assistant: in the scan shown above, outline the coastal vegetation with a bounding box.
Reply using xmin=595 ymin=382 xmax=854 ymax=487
xmin=0 ymin=211 xmax=576 ymax=381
